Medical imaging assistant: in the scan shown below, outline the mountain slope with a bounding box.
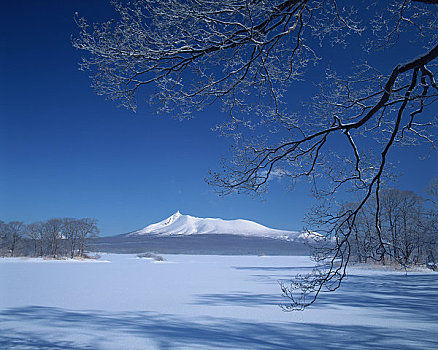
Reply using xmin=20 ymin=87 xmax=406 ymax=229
xmin=128 ymin=211 xmax=314 ymax=242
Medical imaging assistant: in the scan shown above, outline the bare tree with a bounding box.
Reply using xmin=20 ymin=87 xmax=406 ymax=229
xmin=1 ymin=222 xmax=25 ymax=257
xmin=44 ymin=218 xmax=64 ymax=258
xmin=0 ymin=220 xmax=8 ymax=256
xmin=26 ymin=222 xmax=46 ymax=257
xmin=73 ymin=0 xmax=438 ymax=309
xmin=62 ymin=218 xmax=79 ymax=258
xmin=424 ymin=177 xmax=438 ymax=265
xmin=77 ymin=218 xmax=99 ymax=257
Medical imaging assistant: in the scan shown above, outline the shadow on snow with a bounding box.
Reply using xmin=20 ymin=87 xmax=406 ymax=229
xmin=193 ymin=272 xmax=438 ymax=323
xmin=1 ymin=305 xmax=437 ymax=350
xmin=1 ymin=266 xmax=437 ymax=349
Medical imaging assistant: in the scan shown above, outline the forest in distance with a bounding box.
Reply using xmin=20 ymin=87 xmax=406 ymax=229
xmin=329 ymin=186 xmax=438 ymax=269
xmin=0 ymin=218 xmax=99 ymax=259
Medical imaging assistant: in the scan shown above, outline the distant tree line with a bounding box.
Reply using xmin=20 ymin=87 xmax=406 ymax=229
xmin=0 ymin=218 xmax=99 ymax=258
xmin=339 ymin=183 xmax=438 ymax=267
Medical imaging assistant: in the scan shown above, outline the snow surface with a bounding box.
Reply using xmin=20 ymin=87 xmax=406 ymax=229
xmin=0 ymin=254 xmax=437 ymax=349
xmin=130 ymin=211 xmax=313 ymax=241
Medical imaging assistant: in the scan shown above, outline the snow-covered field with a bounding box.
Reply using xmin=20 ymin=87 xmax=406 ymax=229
xmin=0 ymin=254 xmax=437 ymax=349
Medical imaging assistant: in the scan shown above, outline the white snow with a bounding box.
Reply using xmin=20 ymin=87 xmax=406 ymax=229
xmin=130 ymin=211 xmax=311 ymax=241
xmin=0 ymin=254 xmax=437 ymax=349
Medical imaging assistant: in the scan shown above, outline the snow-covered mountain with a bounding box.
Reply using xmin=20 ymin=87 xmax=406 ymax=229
xmin=129 ymin=211 xmax=318 ymax=242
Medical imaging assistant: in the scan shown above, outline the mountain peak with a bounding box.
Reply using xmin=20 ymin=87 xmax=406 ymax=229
xmin=160 ymin=211 xmax=182 ymax=226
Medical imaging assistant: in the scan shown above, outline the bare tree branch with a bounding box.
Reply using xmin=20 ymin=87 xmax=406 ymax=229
xmin=73 ymin=0 xmax=438 ymax=310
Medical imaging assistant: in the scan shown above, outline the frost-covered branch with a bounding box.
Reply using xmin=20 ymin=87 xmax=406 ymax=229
xmin=73 ymin=0 xmax=438 ymax=310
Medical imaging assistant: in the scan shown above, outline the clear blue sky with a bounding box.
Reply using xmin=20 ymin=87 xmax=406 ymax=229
xmin=1 ymin=1 xmax=437 ymax=236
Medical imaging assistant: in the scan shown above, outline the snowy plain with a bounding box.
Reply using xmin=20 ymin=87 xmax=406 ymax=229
xmin=0 ymin=254 xmax=437 ymax=349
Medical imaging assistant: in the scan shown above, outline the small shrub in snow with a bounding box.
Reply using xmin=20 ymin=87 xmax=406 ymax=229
xmin=137 ymin=252 xmax=165 ymax=262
